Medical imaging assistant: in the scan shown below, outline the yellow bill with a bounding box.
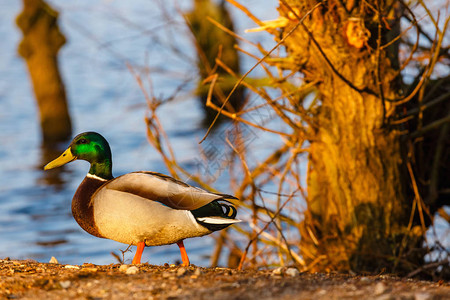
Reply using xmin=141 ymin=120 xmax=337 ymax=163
xmin=44 ymin=148 xmax=76 ymax=170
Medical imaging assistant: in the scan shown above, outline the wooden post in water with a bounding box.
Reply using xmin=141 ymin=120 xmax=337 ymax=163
xmin=185 ymin=0 xmax=244 ymax=125
xmin=16 ymin=0 xmax=72 ymax=144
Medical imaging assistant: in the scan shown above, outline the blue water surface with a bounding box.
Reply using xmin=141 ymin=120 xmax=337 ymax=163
xmin=0 ymin=0 xmax=278 ymax=265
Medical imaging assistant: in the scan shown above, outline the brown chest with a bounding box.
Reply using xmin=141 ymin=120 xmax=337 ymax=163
xmin=71 ymin=176 xmax=106 ymax=239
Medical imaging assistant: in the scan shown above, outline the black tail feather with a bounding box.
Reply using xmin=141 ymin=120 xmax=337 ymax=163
xmin=191 ymin=199 xmax=238 ymax=231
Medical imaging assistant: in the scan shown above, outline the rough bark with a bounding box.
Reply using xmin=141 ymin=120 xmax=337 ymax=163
xmin=16 ymin=0 xmax=72 ymax=143
xmin=276 ymin=0 xmax=421 ymax=272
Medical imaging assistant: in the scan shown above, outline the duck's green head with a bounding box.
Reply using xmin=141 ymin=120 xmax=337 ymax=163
xmin=44 ymin=132 xmax=113 ymax=179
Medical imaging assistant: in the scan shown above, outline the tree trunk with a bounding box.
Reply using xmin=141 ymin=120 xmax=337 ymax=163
xmin=276 ymin=1 xmax=422 ymax=272
xmin=17 ymin=0 xmax=72 ymax=144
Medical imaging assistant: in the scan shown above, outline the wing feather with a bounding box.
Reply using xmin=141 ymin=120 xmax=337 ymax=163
xmin=94 ymin=171 xmax=236 ymax=210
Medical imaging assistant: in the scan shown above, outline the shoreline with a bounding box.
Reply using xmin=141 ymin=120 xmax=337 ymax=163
xmin=1 ymin=259 xmax=449 ymax=299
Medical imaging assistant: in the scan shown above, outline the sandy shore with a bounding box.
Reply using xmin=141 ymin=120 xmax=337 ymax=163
xmin=1 ymin=258 xmax=448 ymax=299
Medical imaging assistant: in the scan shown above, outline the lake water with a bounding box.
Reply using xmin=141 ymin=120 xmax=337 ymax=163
xmin=0 ymin=0 xmax=279 ymax=266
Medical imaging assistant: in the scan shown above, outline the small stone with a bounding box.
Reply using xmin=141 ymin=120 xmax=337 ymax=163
xmin=221 ymin=269 xmax=232 ymax=275
xmin=285 ymin=268 xmax=299 ymax=277
xmin=82 ymin=263 xmax=96 ymax=267
xmin=49 ymin=257 xmax=58 ymax=264
xmin=317 ymin=289 xmax=327 ymax=296
xmin=414 ymin=292 xmax=432 ymax=300
xmin=194 ymin=268 xmax=202 ymax=276
xmin=272 ymin=267 xmax=284 ymax=275
xmin=59 ymin=281 xmax=71 ymax=289
xmin=119 ymin=265 xmax=129 ymax=272
xmin=162 ymin=271 xmax=171 ymax=278
xmin=177 ymin=267 xmax=187 ymax=277
xmin=374 ymin=282 xmax=387 ymax=295
xmin=229 ymin=282 xmax=241 ymax=289
xmin=360 ymin=277 xmax=371 ymax=283
xmin=82 ymin=267 xmax=98 ymax=273
xmin=126 ymin=266 xmax=139 ymax=274
xmin=376 ymin=295 xmax=392 ymax=300
xmin=64 ymin=265 xmax=80 ymax=269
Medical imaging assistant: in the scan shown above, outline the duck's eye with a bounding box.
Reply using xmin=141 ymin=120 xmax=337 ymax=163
xmin=77 ymin=138 xmax=88 ymax=144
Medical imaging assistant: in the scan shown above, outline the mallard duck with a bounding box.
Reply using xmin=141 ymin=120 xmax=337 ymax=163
xmin=44 ymin=132 xmax=240 ymax=265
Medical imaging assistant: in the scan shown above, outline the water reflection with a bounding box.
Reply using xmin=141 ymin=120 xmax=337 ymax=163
xmin=36 ymin=239 xmax=68 ymax=247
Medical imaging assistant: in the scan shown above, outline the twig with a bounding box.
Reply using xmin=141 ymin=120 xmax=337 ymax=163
xmin=407 ymin=258 xmax=450 ymax=278
xmin=225 ymin=127 xmax=301 ymax=269
xmin=380 ymin=14 xmax=423 ymax=50
xmin=122 ymin=245 xmax=133 ymax=262
xmin=418 ymin=0 xmax=440 ymax=33
xmin=237 ymin=189 xmax=300 ymax=270
xmin=397 ymin=0 xmax=421 ymax=72
xmin=204 ymin=74 xmax=291 ymax=136
xmin=226 ymin=0 xmax=263 ymax=26
xmin=406 ymin=161 xmax=427 ymax=234
xmin=210 ymin=230 xmax=228 ymax=267
xmin=426 ymin=120 xmax=449 ymax=205
xmin=403 ymin=91 xmax=450 ymax=117
xmin=111 ymin=252 xmax=123 ymax=264
xmin=248 ymin=222 xmax=305 ymax=266
xmin=215 ymin=57 xmax=312 ymax=131
xmin=199 ymin=1 xmax=323 ymax=143
xmin=206 ymin=16 xmax=259 ymax=48
xmin=402 ymin=12 xmax=434 ymax=45
xmin=395 ymin=156 xmax=418 ymax=271
xmin=408 ymin=114 xmax=450 ymax=139
xmin=375 ymin=0 xmax=387 ymax=125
